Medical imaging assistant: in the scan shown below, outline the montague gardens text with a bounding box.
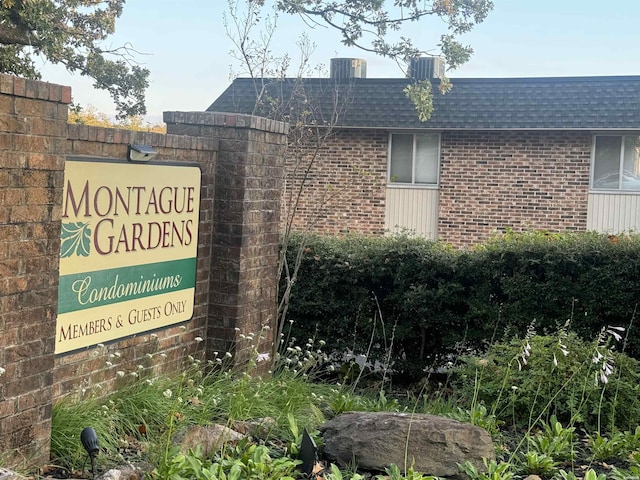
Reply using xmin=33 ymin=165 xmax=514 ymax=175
xmin=62 ymin=180 xmax=197 ymax=254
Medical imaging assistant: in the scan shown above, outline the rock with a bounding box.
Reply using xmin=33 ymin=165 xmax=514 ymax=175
xmin=96 ymin=463 xmax=147 ymax=480
xmin=0 ymin=468 xmax=26 ymax=480
xmin=180 ymin=425 xmax=245 ymax=457
xmin=231 ymin=417 xmax=277 ymax=438
xmin=319 ymin=412 xmax=495 ymax=480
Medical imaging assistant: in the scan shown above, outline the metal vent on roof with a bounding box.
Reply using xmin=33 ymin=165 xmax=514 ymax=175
xmin=408 ymin=57 xmax=446 ymax=80
xmin=330 ymin=58 xmax=367 ymax=79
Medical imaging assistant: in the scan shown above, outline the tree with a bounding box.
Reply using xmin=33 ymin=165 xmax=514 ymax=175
xmin=0 ymin=0 xmax=148 ymax=118
xmin=68 ymin=104 xmax=166 ymax=132
xmin=230 ymin=0 xmax=493 ymax=121
xmin=259 ymin=0 xmax=493 ymax=71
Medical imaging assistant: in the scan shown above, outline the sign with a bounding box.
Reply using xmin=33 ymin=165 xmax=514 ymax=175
xmin=55 ymin=158 xmax=201 ymax=354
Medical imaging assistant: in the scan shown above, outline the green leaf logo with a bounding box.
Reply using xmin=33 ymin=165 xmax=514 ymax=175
xmin=60 ymin=222 xmax=92 ymax=258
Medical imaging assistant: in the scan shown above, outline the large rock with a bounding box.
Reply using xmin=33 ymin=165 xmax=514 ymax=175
xmin=319 ymin=412 xmax=494 ymax=479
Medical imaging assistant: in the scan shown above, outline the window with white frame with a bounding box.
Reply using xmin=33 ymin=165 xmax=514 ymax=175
xmin=388 ymin=133 xmax=440 ymax=185
xmin=592 ymin=135 xmax=640 ymax=191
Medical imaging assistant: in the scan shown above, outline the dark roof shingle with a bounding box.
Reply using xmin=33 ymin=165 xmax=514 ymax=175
xmin=207 ymin=76 xmax=640 ymax=130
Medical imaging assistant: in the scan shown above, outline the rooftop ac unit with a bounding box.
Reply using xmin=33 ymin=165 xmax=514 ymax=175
xmin=330 ymin=58 xmax=367 ymax=79
xmin=408 ymin=57 xmax=446 ymax=80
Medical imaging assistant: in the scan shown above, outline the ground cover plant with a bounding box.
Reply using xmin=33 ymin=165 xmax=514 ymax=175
xmin=47 ymin=320 xmax=640 ymax=480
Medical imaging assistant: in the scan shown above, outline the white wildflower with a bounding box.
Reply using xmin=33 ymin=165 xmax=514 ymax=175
xmin=607 ymin=326 xmax=625 ymax=342
xmin=116 ymin=371 xmax=125 ymax=378
xmin=256 ymin=352 xmax=270 ymax=363
xmin=224 ymin=352 xmax=232 ymax=358
xmin=592 ymin=351 xmax=603 ymax=364
xmin=163 ymin=389 xmax=172 ymax=398
xmin=105 ymin=361 xmax=113 ymax=367
xmin=114 ymin=351 xmax=121 ymax=357
xmin=97 ymin=343 xmax=105 ymax=348
xmin=195 ymin=336 xmax=203 ymax=343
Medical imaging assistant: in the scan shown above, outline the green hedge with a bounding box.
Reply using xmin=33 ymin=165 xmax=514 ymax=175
xmin=280 ymin=232 xmax=640 ymax=381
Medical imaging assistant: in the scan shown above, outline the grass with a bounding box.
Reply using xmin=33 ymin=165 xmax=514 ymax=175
xmin=48 ymin=326 xmax=640 ymax=480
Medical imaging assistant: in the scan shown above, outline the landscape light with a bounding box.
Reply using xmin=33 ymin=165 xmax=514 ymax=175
xmin=80 ymin=427 xmax=100 ymax=478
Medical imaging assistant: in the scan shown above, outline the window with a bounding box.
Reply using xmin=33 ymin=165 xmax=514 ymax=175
xmin=388 ymin=133 xmax=440 ymax=185
xmin=592 ymin=135 xmax=640 ymax=191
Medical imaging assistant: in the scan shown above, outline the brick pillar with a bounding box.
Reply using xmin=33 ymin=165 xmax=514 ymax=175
xmin=164 ymin=112 xmax=287 ymax=371
xmin=0 ymin=75 xmax=70 ymax=467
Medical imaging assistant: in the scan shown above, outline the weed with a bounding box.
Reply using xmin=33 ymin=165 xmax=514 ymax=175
xmin=586 ymin=431 xmax=625 ymax=462
xmin=458 ymin=459 xmax=514 ymax=480
xmin=518 ymin=451 xmax=557 ymax=477
xmin=527 ymin=416 xmax=577 ymax=461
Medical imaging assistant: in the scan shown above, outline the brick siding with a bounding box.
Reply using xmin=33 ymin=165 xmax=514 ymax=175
xmin=284 ymin=129 xmax=388 ymax=236
xmin=287 ymin=129 xmax=592 ymax=248
xmin=439 ymin=131 xmax=591 ymax=247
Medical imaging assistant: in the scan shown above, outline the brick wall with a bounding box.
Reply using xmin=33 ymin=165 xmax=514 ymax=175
xmin=284 ymin=129 xmax=388 ymax=236
xmin=0 ymin=75 xmax=287 ymax=468
xmin=438 ymin=131 xmax=591 ymax=247
xmin=0 ymin=75 xmax=69 ymax=467
xmin=52 ymin=126 xmax=218 ymax=400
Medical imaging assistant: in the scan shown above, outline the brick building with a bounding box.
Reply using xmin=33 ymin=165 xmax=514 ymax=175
xmin=208 ymin=57 xmax=640 ymax=248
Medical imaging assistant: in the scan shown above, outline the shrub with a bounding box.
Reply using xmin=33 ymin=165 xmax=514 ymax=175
xmin=281 ymin=231 xmax=640 ymax=383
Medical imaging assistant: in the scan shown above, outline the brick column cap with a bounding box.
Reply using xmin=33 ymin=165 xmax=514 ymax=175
xmin=163 ymin=111 xmax=289 ymax=135
xmin=0 ymin=73 xmax=71 ymax=104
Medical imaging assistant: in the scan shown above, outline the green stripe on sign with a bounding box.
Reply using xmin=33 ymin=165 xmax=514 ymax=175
xmin=58 ymin=257 xmax=196 ymax=314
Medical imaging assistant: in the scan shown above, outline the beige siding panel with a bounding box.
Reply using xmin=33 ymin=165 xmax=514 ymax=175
xmin=587 ymin=193 xmax=640 ymax=233
xmin=385 ymin=187 xmax=439 ymax=239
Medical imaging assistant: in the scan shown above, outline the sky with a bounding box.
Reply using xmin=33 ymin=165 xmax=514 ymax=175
xmin=37 ymin=0 xmax=640 ymax=124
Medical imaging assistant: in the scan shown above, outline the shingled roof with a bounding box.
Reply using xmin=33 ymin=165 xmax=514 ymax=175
xmin=207 ymin=75 xmax=640 ymax=130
